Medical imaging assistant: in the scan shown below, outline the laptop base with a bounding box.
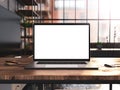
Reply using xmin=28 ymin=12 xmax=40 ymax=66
xmin=24 ymin=62 xmax=98 ymax=70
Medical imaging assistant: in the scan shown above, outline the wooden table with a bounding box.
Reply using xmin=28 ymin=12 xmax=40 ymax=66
xmin=0 ymin=57 xmax=120 ymax=84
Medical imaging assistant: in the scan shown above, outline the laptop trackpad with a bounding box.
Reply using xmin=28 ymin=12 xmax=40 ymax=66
xmin=37 ymin=64 xmax=87 ymax=68
xmin=44 ymin=64 xmax=87 ymax=68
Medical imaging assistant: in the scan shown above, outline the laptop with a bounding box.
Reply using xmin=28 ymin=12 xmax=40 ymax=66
xmin=25 ymin=23 xmax=98 ymax=70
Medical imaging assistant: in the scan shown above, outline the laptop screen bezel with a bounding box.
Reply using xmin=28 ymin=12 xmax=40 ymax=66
xmin=33 ymin=23 xmax=90 ymax=62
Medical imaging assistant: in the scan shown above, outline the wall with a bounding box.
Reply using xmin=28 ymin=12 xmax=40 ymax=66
xmin=0 ymin=0 xmax=16 ymax=12
xmin=0 ymin=5 xmax=20 ymax=43
xmin=0 ymin=0 xmax=8 ymax=9
xmin=9 ymin=0 xmax=16 ymax=12
xmin=0 ymin=5 xmax=21 ymax=55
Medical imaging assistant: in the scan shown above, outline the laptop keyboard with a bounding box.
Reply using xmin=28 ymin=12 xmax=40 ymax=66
xmin=44 ymin=64 xmax=80 ymax=68
xmin=37 ymin=61 xmax=87 ymax=64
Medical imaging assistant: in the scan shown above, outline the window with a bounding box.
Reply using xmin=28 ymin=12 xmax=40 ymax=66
xmin=99 ymin=0 xmax=110 ymax=19
xmin=99 ymin=21 xmax=109 ymax=43
xmin=54 ymin=0 xmax=86 ymax=19
xmin=88 ymin=0 xmax=98 ymax=19
xmin=111 ymin=21 xmax=120 ymax=43
xmin=55 ymin=0 xmax=85 ymax=9
xmin=76 ymin=0 xmax=86 ymax=19
xmin=88 ymin=20 xmax=98 ymax=42
xmin=111 ymin=0 xmax=120 ymax=19
xmin=53 ymin=0 xmax=120 ymax=43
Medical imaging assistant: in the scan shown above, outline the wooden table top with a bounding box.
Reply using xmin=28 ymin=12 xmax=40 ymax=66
xmin=0 ymin=57 xmax=120 ymax=82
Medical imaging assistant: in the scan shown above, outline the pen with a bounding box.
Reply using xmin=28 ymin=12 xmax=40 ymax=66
xmin=104 ymin=64 xmax=113 ymax=67
xmin=104 ymin=64 xmax=120 ymax=67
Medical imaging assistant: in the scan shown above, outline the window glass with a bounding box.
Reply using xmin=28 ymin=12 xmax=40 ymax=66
xmin=99 ymin=21 xmax=110 ymax=43
xmin=76 ymin=0 xmax=86 ymax=19
xmin=55 ymin=0 xmax=85 ymax=9
xmin=88 ymin=20 xmax=98 ymax=43
xmin=111 ymin=0 xmax=120 ymax=19
xmin=99 ymin=0 xmax=110 ymax=19
xmin=55 ymin=0 xmax=64 ymax=9
xmin=88 ymin=0 xmax=98 ymax=19
xmin=64 ymin=0 xmax=75 ymax=19
xmin=64 ymin=20 xmax=76 ymax=23
xmin=111 ymin=21 xmax=120 ymax=43
xmin=76 ymin=20 xmax=87 ymax=23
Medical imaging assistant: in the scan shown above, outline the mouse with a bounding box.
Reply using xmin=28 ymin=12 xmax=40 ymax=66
xmin=104 ymin=64 xmax=113 ymax=68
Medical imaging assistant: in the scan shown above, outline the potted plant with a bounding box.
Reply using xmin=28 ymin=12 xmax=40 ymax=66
xmin=23 ymin=43 xmax=31 ymax=55
xmin=96 ymin=42 xmax=103 ymax=50
xmin=21 ymin=19 xmax=32 ymax=27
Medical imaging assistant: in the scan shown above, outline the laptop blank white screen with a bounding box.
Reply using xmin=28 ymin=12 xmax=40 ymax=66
xmin=34 ymin=24 xmax=89 ymax=60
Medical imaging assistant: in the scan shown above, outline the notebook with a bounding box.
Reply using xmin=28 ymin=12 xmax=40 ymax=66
xmin=25 ymin=23 xmax=98 ymax=70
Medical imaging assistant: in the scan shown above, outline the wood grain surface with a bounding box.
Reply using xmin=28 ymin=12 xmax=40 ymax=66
xmin=0 ymin=57 xmax=120 ymax=82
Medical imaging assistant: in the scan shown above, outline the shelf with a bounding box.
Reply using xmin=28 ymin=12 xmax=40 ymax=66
xmin=21 ymin=36 xmax=33 ymax=38
xmin=16 ymin=10 xmax=39 ymax=17
xmin=36 ymin=10 xmax=49 ymax=17
xmin=16 ymin=0 xmax=52 ymax=51
xmin=17 ymin=0 xmax=38 ymax=5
